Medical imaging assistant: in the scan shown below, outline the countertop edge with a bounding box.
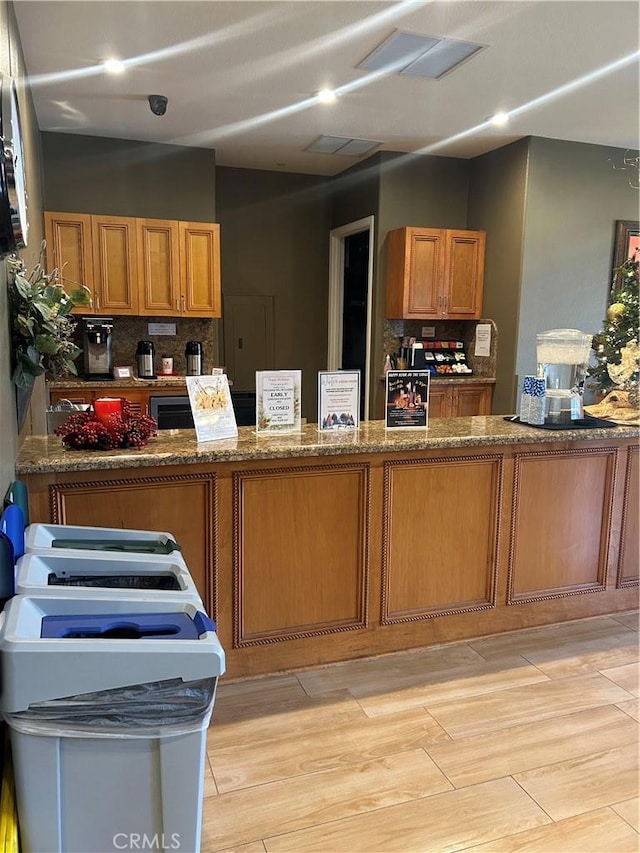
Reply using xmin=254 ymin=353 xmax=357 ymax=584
xmin=16 ymin=418 xmax=639 ymax=475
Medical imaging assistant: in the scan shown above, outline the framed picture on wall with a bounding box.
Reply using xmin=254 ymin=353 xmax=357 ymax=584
xmin=612 ymin=219 xmax=639 ymax=290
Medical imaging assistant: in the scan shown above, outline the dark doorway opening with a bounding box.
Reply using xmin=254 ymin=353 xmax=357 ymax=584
xmin=341 ymin=230 xmax=369 ymax=421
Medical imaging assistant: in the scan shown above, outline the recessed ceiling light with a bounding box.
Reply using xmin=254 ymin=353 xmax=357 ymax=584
xmin=316 ymin=89 xmax=337 ymax=104
xmin=102 ymin=58 xmax=125 ymax=74
xmin=489 ymin=111 xmax=509 ymax=126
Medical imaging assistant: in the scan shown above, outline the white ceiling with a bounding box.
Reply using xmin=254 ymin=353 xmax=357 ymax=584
xmin=12 ymin=0 xmax=640 ymax=176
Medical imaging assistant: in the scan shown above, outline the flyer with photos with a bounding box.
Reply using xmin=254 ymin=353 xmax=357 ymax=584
xmin=256 ymin=370 xmax=302 ymax=435
xmin=186 ymin=374 xmax=238 ymax=442
xmin=318 ymin=371 xmax=360 ymax=431
xmin=385 ymin=370 xmax=430 ymax=430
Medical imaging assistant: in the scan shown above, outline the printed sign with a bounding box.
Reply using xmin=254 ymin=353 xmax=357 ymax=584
xmin=256 ymin=370 xmax=302 ymax=435
xmin=186 ymin=375 xmax=238 ymax=442
xmin=318 ymin=371 xmax=360 ymax=431
xmin=385 ymin=370 xmax=430 ymax=430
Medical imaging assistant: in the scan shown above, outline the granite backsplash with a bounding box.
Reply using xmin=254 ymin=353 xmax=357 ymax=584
xmin=383 ymin=318 xmax=497 ymax=379
xmin=73 ymin=316 xmax=221 ymax=376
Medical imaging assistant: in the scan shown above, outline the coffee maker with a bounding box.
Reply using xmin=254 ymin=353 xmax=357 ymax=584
xmin=82 ymin=318 xmax=114 ymax=380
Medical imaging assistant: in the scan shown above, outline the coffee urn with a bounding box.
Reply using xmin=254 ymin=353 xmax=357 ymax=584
xmin=136 ymin=340 xmax=156 ymax=379
xmin=185 ymin=341 xmax=203 ymax=376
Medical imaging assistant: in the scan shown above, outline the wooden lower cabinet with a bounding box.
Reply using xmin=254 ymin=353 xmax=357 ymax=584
xmin=429 ymin=382 xmax=493 ymax=418
xmin=23 ymin=438 xmax=637 ymax=678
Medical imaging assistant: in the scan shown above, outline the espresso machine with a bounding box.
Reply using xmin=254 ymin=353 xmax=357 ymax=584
xmin=82 ymin=318 xmax=114 ymax=380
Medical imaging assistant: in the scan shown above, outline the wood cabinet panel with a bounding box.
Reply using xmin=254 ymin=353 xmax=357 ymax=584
xmin=508 ymin=449 xmax=616 ymax=603
xmin=91 ymin=216 xmax=138 ymax=314
xmin=44 ymin=212 xmax=95 ymax=312
xmin=180 ymin=222 xmax=221 ymax=317
xmin=445 ymin=231 xmax=485 ymax=317
xmin=137 ymin=219 xmax=181 ymax=315
xmin=21 ymin=436 xmax=638 ymax=679
xmin=48 ymin=473 xmax=216 ymax=616
xmin=454 ymin=384 xmax=493 ymax=416
xmin=618 ymin=445 xmax=639 ymax=587
xmin=386 ymin=227 xmax=485 ymax=320
xmin=233 ymin=464 xmax=369 ymax=645
xmin=382 ymin=457 xmax=501 ymax=622
xmin=428 ymin=386 xmax=450 ymax=418
xmin=407 ymin=230 xmax=442 ymax=316
xmin=428 ymin=383 xmax=493 ymax=418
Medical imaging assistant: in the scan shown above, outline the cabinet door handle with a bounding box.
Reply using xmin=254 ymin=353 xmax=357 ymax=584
xmin=176 ymin=298 xmax=180 ymax=312
xmin=181 ymin=294 xmax=186 ymax=312
xmin=95 ymin=292 xmax=101 ymax=310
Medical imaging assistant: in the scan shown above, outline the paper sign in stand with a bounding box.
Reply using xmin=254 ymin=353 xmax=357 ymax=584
xmin=318 ymin=371 xmax=360 ymax=431
xmin=256 ymin=370 xmax=302 ymax=435
xmin=186 ymin=375 xmax=238 ymax=442
xmin=385 ymin=370 xmax=430 ymax=430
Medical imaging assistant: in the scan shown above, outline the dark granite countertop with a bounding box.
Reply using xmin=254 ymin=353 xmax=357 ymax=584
xmin=16 ymin=416 xmax=638 ymax=475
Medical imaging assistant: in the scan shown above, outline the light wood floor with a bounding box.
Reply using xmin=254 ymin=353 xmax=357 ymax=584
xmin=202 ymin=611 xmax=640 ymax=853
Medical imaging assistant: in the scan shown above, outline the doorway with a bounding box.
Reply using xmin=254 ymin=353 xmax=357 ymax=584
xmin=328 ymin=216 xmax=374 ymax=420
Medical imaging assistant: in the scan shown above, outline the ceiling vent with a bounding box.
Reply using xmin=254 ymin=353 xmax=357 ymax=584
xmin=358 ymin=30 xmax=485 ymax=79
xmin=306 ymin=136 xmax=381 ymax=156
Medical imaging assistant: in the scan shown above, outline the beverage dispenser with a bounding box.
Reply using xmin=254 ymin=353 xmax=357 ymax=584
xmin=536 ymin=329 xmax=592 ymax=423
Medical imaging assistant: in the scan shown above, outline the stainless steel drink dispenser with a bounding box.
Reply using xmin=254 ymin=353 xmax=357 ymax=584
xmin=536 ymin=329 xmax=592 ymax=422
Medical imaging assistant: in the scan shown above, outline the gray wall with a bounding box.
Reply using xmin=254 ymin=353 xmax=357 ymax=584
xmin=42 ymin=132 xmax=216 ymax=220
xmin=0 ymin=0 xmax=46 ymax=495
xmin=517 ymin=137 xmax=640 ymax=384
xmin=216 ymin=166 xmax=332 ymax=419
xmin=468 ymin=139 xmax=529 ymax=414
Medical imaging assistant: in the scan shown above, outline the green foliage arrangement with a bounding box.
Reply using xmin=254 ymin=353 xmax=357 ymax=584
xmin=7 ymin=244 xmax=91 ymax=391
xmin=588 ymin=254 xmax=639 ymax=396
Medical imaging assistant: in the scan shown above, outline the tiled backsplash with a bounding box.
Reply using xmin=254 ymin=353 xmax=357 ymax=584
xmin=74 ymin=316 xmax=221 ymax=375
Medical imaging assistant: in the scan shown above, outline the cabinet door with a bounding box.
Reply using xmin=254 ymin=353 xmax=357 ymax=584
xmin=386 ymin=227 xmax=443 ymax=319
xmin=179 ymin=222 xmax=221 ymax=317
xmin=452 ymin=383 xmax=493 ymax=417
xmin=137 ymin=219 xmax=181 ymax=316
xmin=428 ymin=386 xmax=451 ymax=418
xmin=91 ymin=216 xmax=139 ymax=314
xmin=44 ymin=212 xmax=95 ymax=313
xmin=443 ymin=230 xmax=485 ymax=318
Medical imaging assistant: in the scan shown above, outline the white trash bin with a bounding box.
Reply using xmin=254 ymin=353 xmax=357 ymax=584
xmin=0 ymin=594 xmax=225 ymax=853
xmin=24 ymin=523 xmax=186 ymax=565
xmin=15 ymin=551 xmax=202 ymax=605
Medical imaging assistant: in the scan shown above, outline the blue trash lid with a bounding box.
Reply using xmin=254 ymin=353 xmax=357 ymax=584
xmin=40 ymin=610 xmax=215 ymax=640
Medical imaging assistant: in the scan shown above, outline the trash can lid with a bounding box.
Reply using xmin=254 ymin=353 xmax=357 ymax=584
xmin=40 ymin=611 xmax=214 ymax=640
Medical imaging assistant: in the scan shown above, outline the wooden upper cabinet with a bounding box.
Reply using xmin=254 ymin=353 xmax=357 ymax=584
xmin=91 ymin=216 xmax=139 ymax=314
xmin=137 ymin=218 xmax=181 ymax=316
xmin=44 ymin=212 xmax=95 ymax=313
xmin=445 ymin=230 xmax=485 ymax=317
xmin=180 ymin=222 xmax=221 ymax=317
xmin=386 ymin=227 xmax=485 ymax=320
